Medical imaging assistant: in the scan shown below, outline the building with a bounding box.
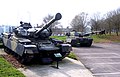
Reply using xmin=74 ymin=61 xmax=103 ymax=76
xmin=0 ymin=25 xmax=15 ymax=38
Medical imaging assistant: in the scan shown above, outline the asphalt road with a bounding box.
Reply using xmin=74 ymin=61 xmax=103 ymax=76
xmin=73 ymin=43 xmax=120 ymax=77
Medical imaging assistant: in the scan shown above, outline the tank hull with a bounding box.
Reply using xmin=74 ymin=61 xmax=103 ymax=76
xmin=70 ymin=38 xmax=93 ymax=47
xmin=2 ymin=33 xmax=72 ymax=64
xmin=66 ymin=37 xmax=93 ymax=47
xmin=2 ymin=13 xmax=72 ymax=64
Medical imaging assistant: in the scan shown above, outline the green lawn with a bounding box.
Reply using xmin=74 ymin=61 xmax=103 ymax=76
xmin=67 ymin=52 xmax=78 ymax=60
xmin=0 ymin=56 xmax=25 ymax=77
xmin=51 ymin=34 xmax=120 ymax=43
xmin=50 ymin=36 xmax=67 ymax=41
xmin=91 ymin=34 xmax=120 ymax=43
xmin=91 ymin=35 xmax=111 ymax=43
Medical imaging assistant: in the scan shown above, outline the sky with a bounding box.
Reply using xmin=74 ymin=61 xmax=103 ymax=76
xmin=0 ymin=0 xmax=120 ymax=28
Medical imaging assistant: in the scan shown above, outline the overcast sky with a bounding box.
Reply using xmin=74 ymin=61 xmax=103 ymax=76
xmin=0 ymin=0 xmax=120 ymax=28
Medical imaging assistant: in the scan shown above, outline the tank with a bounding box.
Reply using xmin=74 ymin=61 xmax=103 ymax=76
xmin=2 ymin=13 xmax=72 ymax=64
xmin=66 ymin=30 xmax=93 ymax=47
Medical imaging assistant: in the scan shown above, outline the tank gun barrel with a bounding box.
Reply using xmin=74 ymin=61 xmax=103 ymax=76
xmin=35 ymin=13 xmax=62 ymax=35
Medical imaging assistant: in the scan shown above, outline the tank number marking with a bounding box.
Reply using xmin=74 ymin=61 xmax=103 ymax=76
xmin=54 ymin=53 xmax=62 ymax=57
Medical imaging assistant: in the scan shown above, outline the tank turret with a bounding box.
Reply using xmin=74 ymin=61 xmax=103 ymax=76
xmin=2 ymin=13 xmax=72 ymax=64
xmin=34 ymin=13 xmax=62 ymax=39
xmin=13 ymin=13 xmax=62 ymax=39
xmin=13 ymin=22 xmax=32 ymax=37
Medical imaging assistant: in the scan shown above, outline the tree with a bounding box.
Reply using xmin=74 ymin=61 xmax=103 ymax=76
xmin=70 ymin=12 xmax=88 ymax=32
xmin=111 ymin=9 xmax=120 ymax=36
xmin=105 ymin=9 xmax=120 ymax=36
xmin=90 ymin=13 xmax=101 ymax=31
xmin=104 ymin=11 xmax=114 ymax=35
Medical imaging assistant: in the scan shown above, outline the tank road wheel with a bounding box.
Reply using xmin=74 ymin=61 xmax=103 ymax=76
xmin=86 ymin=42 xmax=92 ymax=47
xmin=16 ymin=54 xmax=21 ymax=61
xmin=71 ymin=39 xmax=77 ymax=47
xmin=4 ymin=46 xmax=10 ymax=54
xmin=19 ymin=58 xmax=27 ymax=64
xmin=86 ymin=41 xmax=92 ymax=47
xmin=4 ymin=46 xmax=7 ymax=52
xmin=19 ymin=54 xmax=33 ymax=64
xmin=19 ymin=54 xmax=29 ymax=64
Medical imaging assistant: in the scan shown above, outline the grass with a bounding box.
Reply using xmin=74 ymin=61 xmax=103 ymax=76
xmin=91 ymin=34 xmax=120 ymax=43
xmin=51 ymin=33 xmax=120 ymax=43
xmin=67 ymin=52 xmax=78 ymax=60
xmin=50 ymin=36 xmax=67 ymax=42
xmin=104 ymin=34 xmax=120 ymax=42
xmin=0 ymin=56 xmax=25 ymax=77
xmin=91 ymin=35 xmax=112 ymax=43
